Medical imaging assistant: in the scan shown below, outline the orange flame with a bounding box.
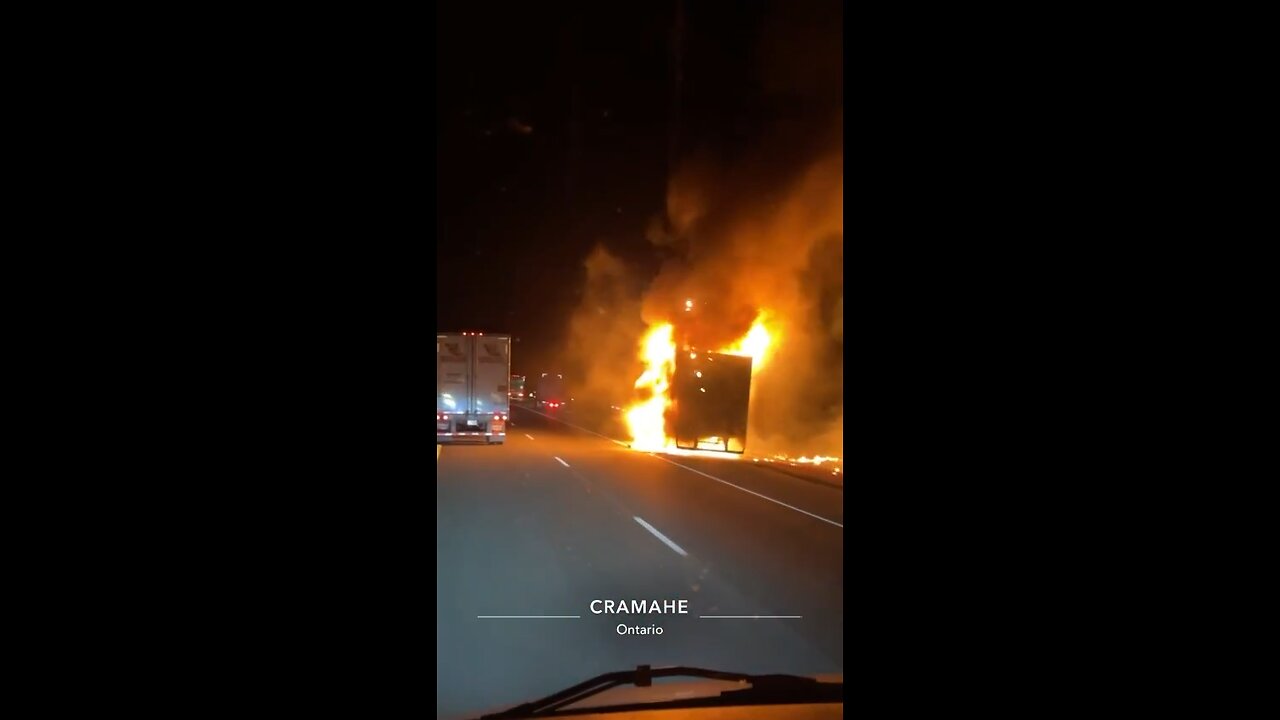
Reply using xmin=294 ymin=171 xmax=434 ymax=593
xmin=624 ymin=323 xmax=676 ymax=451
xmin=624 ymin=311 xmax=778 ymax=453
xmin=794 ymin=455 xmax=840 ymax=465
xmin=716 ymin=310 xmax=774 ymax=373
xmin=622 ymin=311 xmax=839 ymax=461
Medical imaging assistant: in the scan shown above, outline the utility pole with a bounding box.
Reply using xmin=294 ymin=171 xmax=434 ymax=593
xmin=668 ymin=0 xmax=684 ymax=179
xmin=565 ymin=11 xmax=581 ymax=248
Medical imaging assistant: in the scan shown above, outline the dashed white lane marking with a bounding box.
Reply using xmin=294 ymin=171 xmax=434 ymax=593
xmin=525 ymin=434 xmax=535 ymax=440
xmin=554 ymin=456 xmax=570 ymax=467
xmin=633 ymin=516 xmax=688 ymax=556
xmin=514 ymin=405 xmax=840 ymax=528
xmin=648 ymin=454 xmax=844 ymax=529
xmin=516 ymin=406 xmax=630 ymax=446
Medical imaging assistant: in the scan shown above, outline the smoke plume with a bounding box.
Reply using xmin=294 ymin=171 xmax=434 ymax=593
xmin=558 ymin=245 xmax=648 ymax=425
xmin=643 ymin=126 xmax=842 ymax=457
xmin=558 ymin=0 xmax=842 ymax=456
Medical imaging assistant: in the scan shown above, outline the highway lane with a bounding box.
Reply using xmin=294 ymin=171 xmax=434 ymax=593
xmin=435 ymin=405 xmax=844 ymax=718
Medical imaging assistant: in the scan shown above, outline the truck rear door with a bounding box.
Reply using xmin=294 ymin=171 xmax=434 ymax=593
xmin=473 ymin=335 xmax=511 ymax=436
xmin=671 ymin=351 xmax=751 ymax=453
xmin=437 ymin=334 xmax=471 ymax=415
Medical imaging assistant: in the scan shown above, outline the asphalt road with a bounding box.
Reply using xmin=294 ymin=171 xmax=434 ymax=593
xmin=436 ymin=404 xmax=844 ymax=718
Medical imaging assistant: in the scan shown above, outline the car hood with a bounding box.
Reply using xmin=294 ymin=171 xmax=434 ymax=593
xmin=447 ymin=673 xmax=843 ymax=720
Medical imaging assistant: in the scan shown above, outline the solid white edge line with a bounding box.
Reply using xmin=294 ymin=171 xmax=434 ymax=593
xmin=514 ymin=405 xmax=841 ymax=528
xmin=649 ymin=455 xmax=844 ymax=529
xmin=633 ymin=516 xmax=688 ymax=556
xmin=554 ymin=456 xmax=570 ymax=467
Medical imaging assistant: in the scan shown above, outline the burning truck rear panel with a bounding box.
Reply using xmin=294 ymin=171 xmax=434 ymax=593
xmin=437 ymin=332 xmax=511 ymax=444
xmin=670 ymin=350 xmax=752 ymax=454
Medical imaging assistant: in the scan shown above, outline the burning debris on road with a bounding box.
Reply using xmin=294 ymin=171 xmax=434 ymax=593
xmin=755 ymin=454 xmax=843 ymax=477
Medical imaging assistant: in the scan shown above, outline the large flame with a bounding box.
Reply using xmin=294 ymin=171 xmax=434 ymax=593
xmin=717 ymin=310 xmax=774 ymax=374
xmin=624 ymin=323 xmax=677 ymax=452
xmin=624 ymin=311 xmax=776 ymax=453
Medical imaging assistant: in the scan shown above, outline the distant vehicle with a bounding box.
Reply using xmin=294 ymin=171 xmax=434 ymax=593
xmin=509 ymin=374 xmax=527 ymax=401
xmin=437 ymin=332 xmax=511 ymax=444
xmin=537 ymin=372 xmax=568 ymax=409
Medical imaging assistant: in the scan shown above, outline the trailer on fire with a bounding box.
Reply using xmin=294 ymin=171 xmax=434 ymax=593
xmin=669 ymin=350 xmax=752 ymax=454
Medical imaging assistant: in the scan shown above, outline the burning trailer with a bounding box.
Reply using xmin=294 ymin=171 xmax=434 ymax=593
xmin=669 ymin=349 xmax=752 ymax=454
xmin=624 ymin=306 xmax=772 ymax=456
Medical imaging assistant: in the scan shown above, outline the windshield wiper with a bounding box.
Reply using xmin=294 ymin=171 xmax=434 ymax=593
xmin=478 ymin=665 xmax=843 ymax=718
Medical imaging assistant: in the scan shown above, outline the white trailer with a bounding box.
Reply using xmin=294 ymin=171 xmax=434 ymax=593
xmin=437 ymin=332 xmax=511 ymax=444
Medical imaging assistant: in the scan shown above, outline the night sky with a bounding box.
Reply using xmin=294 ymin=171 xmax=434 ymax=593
xmin=436 ymin=0 xmax=841 ymax=375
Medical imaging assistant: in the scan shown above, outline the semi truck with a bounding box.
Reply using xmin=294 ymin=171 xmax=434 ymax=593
xmin=437 ymin=332 xmax=511 ymax=444
xmin=536 ymin=372 xmax=568 ymax=409
xmin=509 ymin=374 xmax=527 ymax=401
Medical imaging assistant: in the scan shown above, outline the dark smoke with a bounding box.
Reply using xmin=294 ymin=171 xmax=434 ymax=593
xmin=642 ymin=134 xmax=843 ymax=456
xmin=558 ymin=245 xmax=648 ymax=418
